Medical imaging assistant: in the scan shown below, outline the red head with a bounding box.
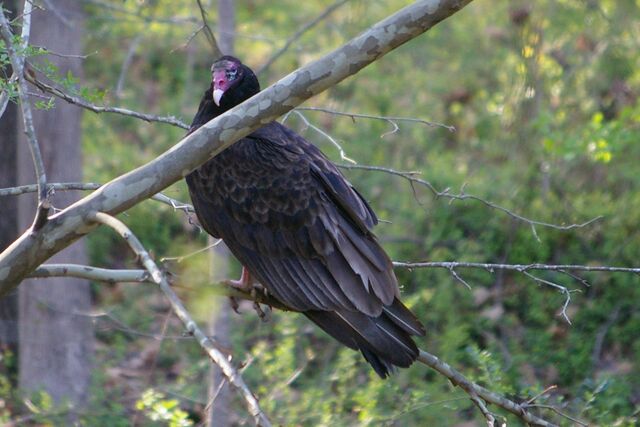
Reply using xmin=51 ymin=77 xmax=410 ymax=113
xmin=210 ymin=56 xmax=259 ymax=107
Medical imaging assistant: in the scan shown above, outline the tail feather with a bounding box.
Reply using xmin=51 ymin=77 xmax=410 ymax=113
xmin=383 ymin=298 xmax=426 ymax=336
xmin=360 ymin=348 xmax=395 ymax=378
xmin=304 ymin=298 xmax=424 ymax=378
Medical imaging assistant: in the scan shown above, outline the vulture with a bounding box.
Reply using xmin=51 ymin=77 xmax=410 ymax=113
xmin=186 ymin=56 xmax=425 ymax=378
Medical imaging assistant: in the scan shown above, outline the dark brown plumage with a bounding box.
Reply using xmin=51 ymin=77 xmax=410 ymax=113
xmin=186 ymin=56 xmax=425 ymax=377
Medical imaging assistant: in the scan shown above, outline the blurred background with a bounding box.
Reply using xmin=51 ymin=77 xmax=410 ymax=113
xmin=1 ymin=0 xmax=639 ymax=425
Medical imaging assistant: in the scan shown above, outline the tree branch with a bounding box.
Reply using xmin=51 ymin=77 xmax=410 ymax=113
xmin=340 ymin=163 xmax=603 ymax=233
xmin=195 ymin=0 xmax=222 ymax=58
xmin=417 ymin=350 xmax=558 ymax=426
xmin=89 ymin=212 xmax=271 ymax=426
xmin=256 ymin=0 xmax=350 ymax=75
xmin=392 ymin=260 xmax=640 ymax=275
xmin=24 ymin=71 xmax=189 ymax=129
xmin=32 ymin=257 xmax=560 ymax=425
xmin=0 ymin=182 xmax=195 ymax=213
xmin=0 ymin=0 xmax=475 ymax=293
xmin=0 ymin=1 xmax=51 ymax=230
xmin=295 ymin=106 xmax=456 ymax=133
xmin=30 ymin=264 xmax=149 ymax=283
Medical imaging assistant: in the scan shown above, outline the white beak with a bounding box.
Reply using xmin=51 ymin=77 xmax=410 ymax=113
xmin=213 ymin=89 xmax=224 ymax=106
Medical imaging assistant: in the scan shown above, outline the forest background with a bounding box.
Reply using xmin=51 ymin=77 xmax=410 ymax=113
xmin=0 ymin=0 xmax=639 ymax=426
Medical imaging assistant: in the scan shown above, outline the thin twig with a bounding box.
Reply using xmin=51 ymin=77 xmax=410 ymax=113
xmin=393 ymin=260 xmax=640 ymax=322
xmin=31 ymin=45 xmax=98 ymax=59
xmin=0 ymin=182 xmax=195 ymax=213
xmin=114 ymin=34 xmax=142 ymax=99
xmin=287 ymin=110 xmax=357 ymax=163
xmin=90 ymin=212 xmax=272 ymax=427
xmin=296 ymin=106 xmax=455 ymax=133
xmin=0 ymin=1 xmax=50 ymax=231
xmin=448 ymin=267 xmax=472 ymax=290
xmin=392 ymin=261 xmax=640 ymax=275
xmin=340 ymin=163 xmax=603 ymax=233
xmin=522 ymin=271 xmax=577 ymax=324
xmin=525 ymin=385 xmax=558 ymax=405
xmin=523 ymin=404 xmax=588 ymax=426
xmin=417 ymin=350 xmax=557 ymax=426
xmin=24 ymin=71 xmax=189 ymax=129
xmin=161 ymin=240 xmax=222 ymax=263
xmin=257 ymin=0 xmax=350 ymax=75
xmin=195 ymin=0 xmax=222 ymax=57
xmin=83 ymin=0 xmax=199 ymax=25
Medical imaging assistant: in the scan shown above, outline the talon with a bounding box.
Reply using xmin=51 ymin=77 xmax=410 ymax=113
xmin=253 ymin=301 xmax=268 ymax=321
xmin=229 ymin=296 xmax=240 ymax=314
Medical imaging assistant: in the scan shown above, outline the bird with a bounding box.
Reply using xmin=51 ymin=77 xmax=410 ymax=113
xmin=185 ymin=56 xmax=425 ymax=378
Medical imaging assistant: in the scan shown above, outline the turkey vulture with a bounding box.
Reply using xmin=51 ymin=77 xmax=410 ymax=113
xmin=186 ymin=56 xmax=425 ymax=378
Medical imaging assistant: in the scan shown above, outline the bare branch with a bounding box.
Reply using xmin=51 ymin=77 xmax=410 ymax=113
xmin=257 ymin=0 xmax=350 ymax=75
xmin=83 ymin=0 xmax=199 ymax=25
xmin=523 ymin=404 xmax=588 ymax=426
xmin=19 ymin=0 xmax=34 ymax=42
xmin=394 ymin=260 xmax=640 ymax=322
xmin=30 ymin=264 xmax=149 ymax=283
xmin=340 ymin=163 xmax=603 ymax=232
xmin=161 ymin=240 xmax=222 ymax=263
xmin=30 ymin=45 xmax=98 ymax=59
xmin=286 ymin=110 xmax=357 ymax=163
xmin=521 ymin=271 xmax=577 ymax=324
xmin=0 ymin=182 xmax=195 ymax=213
xmin=296 ymin=106 xmax=456 ymax=133
xmin=195 ymin=0 xmax=222 ymax=58
xmin=0 ymin=1 xmax=51 ymax=230
xmin=89 ymin=211 xmax=271 ymax=426
xmin=448 ymin=267 xmax=472 ymax=290
xmin=417 ymin=350 xmax=557 ymax=426
xmin=24 ymin=71 xmax=189 ymax=129
xmin=25 ymin=260 xmax=303 ymax=313
xmin=18 ymin=260 xmax=603 ymax=426
xmin=525 ymin=385 xmax=558 ymax=405
xmin=0 ymin=0 xmax=476 ymax=293
xmin=392 ymin=261 xmax=640 ymax=275
xmin=114 ymin=34 xmax=142 ymax=99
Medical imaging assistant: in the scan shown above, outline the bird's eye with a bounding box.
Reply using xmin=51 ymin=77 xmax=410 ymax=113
xmin=226 ymin=69 xmax=238 ymax=81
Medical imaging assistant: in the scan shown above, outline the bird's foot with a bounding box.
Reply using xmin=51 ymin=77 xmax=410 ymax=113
xmin=225 ymin=267 xmax=270 ymax=319
xmin=229 ymin=296 xmax=241 ymax=314
xmin=250 ymin=288 xmax=271 ymax=322
xmin=223 ymin=267 xmax=255 ymax=292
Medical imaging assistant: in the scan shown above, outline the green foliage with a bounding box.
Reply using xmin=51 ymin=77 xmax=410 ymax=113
xmin=7 ymin=0 xmax=639 ymax=425
xmin=135 ymin=389 xmax=193 ymax=427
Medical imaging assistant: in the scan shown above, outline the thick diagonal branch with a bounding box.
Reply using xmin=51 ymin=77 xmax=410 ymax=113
xmin=89 ymin=212 xmax=271 ymax=427
xmin=0 ymin=0 xmax=474 ymax=293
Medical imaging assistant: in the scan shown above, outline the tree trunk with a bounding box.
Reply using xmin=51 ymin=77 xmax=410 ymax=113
xmin=206 ymin=2 xmax=235 ymax=425
xmin=0 ymin=0 xmax=20 ymax=382
xmin=17 ymin=0 xmax=94 ymax=412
